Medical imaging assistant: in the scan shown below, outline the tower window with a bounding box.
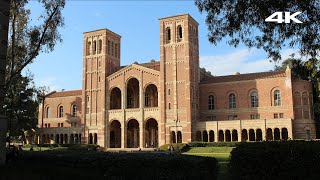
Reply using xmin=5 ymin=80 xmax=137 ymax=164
xmin=111 ymin=42 xmax=114 ymax=56
xmin=108 ymin=40 xmax=111 ymax=55
xmin=274 ymin=90 xmax=281 ymax=106
xmin=87 ymin=41 xmax=91 ymax=55
xmin=177 ymin=25 xmax=183 ymax=41
xmin=72 ymin=105 xmax=77 ymax=117
xmin=166 ymin=27 xmax=171 ymax=44
xmin=59 ymin=106 xmax=64 ymax=118
xmin=93 ymin=40 xmax=97 ymax=54
xmin=208 ymin=95 xmax=214 ymax=110
xmin=98 ymin=39 xmax=102 ymax=54
xmin=168 ymin=89 xmax=170 ymax=95
xmin=115 ymin=43 xmax=118 ymax=58
xmin=168 ymin=103 xmax=171 ymax=109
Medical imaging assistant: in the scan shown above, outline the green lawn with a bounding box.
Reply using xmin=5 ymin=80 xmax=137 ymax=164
xmin=183 ymin=146 xmax=234 ymax=180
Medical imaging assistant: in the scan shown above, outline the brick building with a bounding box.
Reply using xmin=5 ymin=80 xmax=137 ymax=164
xmin=37 ymin=14 xmax=316 ymax=148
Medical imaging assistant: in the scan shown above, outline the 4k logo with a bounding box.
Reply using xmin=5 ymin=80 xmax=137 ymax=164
xmin=265 ymin=12 xmax=303 ymax=23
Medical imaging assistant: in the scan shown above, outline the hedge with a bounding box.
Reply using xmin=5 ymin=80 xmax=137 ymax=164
xmin=188 ymin=142 xmax=239 ymax=147
xmin=229 ymin=141 xmax=320 ymax=180
xmin=159 ymin=143 xmax=190 ymax=152
xmin=2 ymin=150 xmax=218 ymax=180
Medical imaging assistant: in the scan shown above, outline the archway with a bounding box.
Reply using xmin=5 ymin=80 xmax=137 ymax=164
xmin=266 ymin=128 xmax=273 ymax=140
xmin=89 ymin=133 xmax=93 ymax=144
xmin=145 ymin=84 xmax=158 ymax=107
xmin=196 ymin=131 xmax=201 ymax=141
xmin=75 ymin=134 xmax=79 ymax=144
xmin=145 ymin=118 xmax=158 ymax=148
xmin=110 ymin=120 xmax=121 ymax=148
xmin=256 ymin=129 xmax=263 ymax=141
xmin=249 ymin=129 xmax=255 ymax=141
xmin=274 ymin=128 xmax=280 ymax=140
xmin=177 ymin=131 xmax=182 ymax=143
xmin=281 ymin=128 xmax=288 ymax=140
xmin=171 ymin=131 xmax=176 ymax=143
xmin=203 ymin=131 xmax=208 ymax=142
xmin=218 ymin=130 xmax=224 ymax=142
xmin=94 ymin=133 xmax=98 ymax=144
xmin=209 ymin=130 xmax=214 ymax=142
xmin=241 ymin=129 xmax=248 ymax=141
xmin=64 ymin=134 xmax=68 ymax=144
xmin=232 ymin=130 xmax=238 ymax=142
xmin=127 ymin=78 xmax=140 ymax=108
xmin=127 ymin=119 xmax=139 ymax=148
xmin=225 ymin=130 xmax=231 ymax=142
xmin=110 ymin=87 xmax=121 ymax=109
xmin=55 ymin=134 xmax=59 ymax=144
xmin=70 ymin=134 xmax=74 ymax=144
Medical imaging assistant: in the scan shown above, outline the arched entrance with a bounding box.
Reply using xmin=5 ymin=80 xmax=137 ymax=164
xmin=203 ymin=131 xmax=208 ymax=142
xmin=266 ymin=128 xmax=273 ymax=140
xmin=209 ymin=130 xmax=214 ymax=142
xmin=127 ymin=119 xmax=139 ymax=148
xmin=177 ymin=131 xmax=182 ymax=143
xmin=70 ymin=134 xmax=74 ymax=144
xmin=145 ymin=84 xmax=158 ymax=107
xmin=256 ymin=129 xmax=263 ymax=141
xmin=89 ymin=133 xmax=93 ymax=144
xmin=171 ymin=131 xmax=176 ymax=143
xmin=232 ymin=130 xmax=238 ymax=142
xmin=274 ymin=128 xmax=280 ymax=140
xmin=110 ymin=87 xmax=121 ymax=109
xmin=225 ymin=130 xmax=231 ymax=142
xmin=110 ymin=120 xmax=121 ymax=148
xmin=196 ymin=131 xmax=201 ymax=141
xmin=281 ymin=128 xmax=288 ymax=140
xmin=127 ymin=78 xmax=140 ymax=108
xmin=218 ymin=130 xmax=224 ymax=142
xmin=145 ymin=118 xmax=158 ymax=148
xmin=249 ymin=129 xmax=255 ymax=141
xmin=241 ymin=129 xmax=248 ymax=141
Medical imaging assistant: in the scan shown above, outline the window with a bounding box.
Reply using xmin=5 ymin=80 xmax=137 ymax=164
xmin=166 ymin=27 xmax=171 ymax=44
xmin=108 ymin=40 xmax=111 ymax=54
xmin=250 ymin=114 xmax=260 ymax=119
xmin=274 ymin=90 xmax=281 ymax=106
xmin=71 ymin=122 xmax=77 ymax=127
xmin=48 ymin=123 xmax=50 ymax=128
xmin=87 ymin=95 xmax=90 ymax=102
xmin=115 ymin=43 xmax=118 ymax=58
xmin=279 ymin=113 xmax=284 ymax=118
xmin=208 ymin=95 xmax=215 ymax=110
xmin=228 ymin=115 xmax=238 ymax=120
xmin=169 ymin=103 xmax=171 ymax=109
xmin=177 ymin=25 xmax=183 ymax=42
xmin=274 ymin=113 xmax=279 ymax=119
xmin=72 ymin=105 xmax=77 ymax=117
xmin=250 ymin=91 xmax=259 ymax=107
xmin=93 ymin=40 xmax=97 ymax=54
xmin=111 ymin=42 xmax=114 ymax=56
xmin=61 ymin=123 xmax=63 ymax=127
xmin=59 ymin=106 xmax=64 ymax=118
xmin=303 ymin=110 xmax=309 ymax=119
xmin=229 ymin=93 xmax=236 ymax=109
xmin=45 ymin=124 xmax=47 ymax=128
xmin=86 ymin=107 xmax=90 ymax=114
xmin=98 ymin=39 xmax=102 ymax=54
xmin=168 ymin=89 xmax=170 ymax=95
xmin=46 ymin=107 xmax=51 ymax=118
xmin=87 ymin=41 xmax=91 ymax=55
xmin=98 ymin=76 xmax=101 ymax=82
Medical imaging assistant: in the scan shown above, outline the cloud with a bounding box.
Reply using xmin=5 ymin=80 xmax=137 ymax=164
xmin=38 ymin=77 xmax=61 ymax=92
xmin=200 ymin=48 xmax=298 ymax=76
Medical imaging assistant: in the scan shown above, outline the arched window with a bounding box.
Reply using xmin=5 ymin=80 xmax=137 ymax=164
xmin=111 ymin=42 xmax=114 ymax=56
xmin=115 ymin=43 xmax=118 ymax=58
xmin=98 ymin=39 xmax=102 ymax=54
xmin=166 ymin=27 xmax=171 ymax=44
xmin=87 ymin=41 xmax=91 ymax=55
xmin=208 ymin=95 xmax=214 ymax=110
xmin=250 ymin=91 xmax=259 ymax=107
xmin=93 ymin=40 xmax=97 ymax=54
xmin=177 ymin=25 xmax=183 ymax=42
xmin=46 ymin=107 xmax=51 ymax=118
xmin=168 ymin=89 xmax=170 ymax=95
xmin=72 ymin=105 xmax=77 ymax=117
xmin=59 ymin=106 xmax=64 ymax=118
xmin=274 ymin=90 xmax=281 ymax=106
xmin=168 ymin=103 xmax=171 ymax=109
xmin=229 ymin=93 xmax=236 ymax=109
xmin=108 ymin=40 xmax=111 ymax=54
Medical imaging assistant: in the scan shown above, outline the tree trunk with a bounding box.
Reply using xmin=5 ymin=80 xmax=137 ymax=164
xmin=0 ymin=0 xmax=10 ymax=165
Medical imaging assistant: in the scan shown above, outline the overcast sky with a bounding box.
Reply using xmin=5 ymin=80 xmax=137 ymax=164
xmin=25 ymin=1 xmax=295 ymax=92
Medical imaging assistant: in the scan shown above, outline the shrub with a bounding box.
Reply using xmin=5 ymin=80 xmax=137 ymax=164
xmin=159 ymin=143 xmax=190 ymax=152
xmin=229 ymin=141 xmax=320 ymax=179
xmin=68 ymin=144 xmax=99 ymax=151
xmin=188 ymin=141 xmax=239 ymax=147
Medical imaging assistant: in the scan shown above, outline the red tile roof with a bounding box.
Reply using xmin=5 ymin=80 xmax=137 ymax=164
xmin=200 ymin=70 xmax=287 ymax=84
xmin=45 ymin=90 xmax=82 ymax=98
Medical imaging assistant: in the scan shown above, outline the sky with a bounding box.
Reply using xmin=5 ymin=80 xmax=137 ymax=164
xmin=25 ymin=0 xmax=296 ymax=92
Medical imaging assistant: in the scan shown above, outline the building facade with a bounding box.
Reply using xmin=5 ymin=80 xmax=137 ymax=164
xmin=38 ymin=14 xmax=317 ymax=148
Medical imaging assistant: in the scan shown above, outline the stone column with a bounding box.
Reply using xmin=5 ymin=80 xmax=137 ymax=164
xmin=139 ymin=76 xmax=144 ymax=148
xmin=121 ymin=123 xmax=125 ymax=148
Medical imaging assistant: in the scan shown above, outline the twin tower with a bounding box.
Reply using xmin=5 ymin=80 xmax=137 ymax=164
xmin=81 ymin=14 xmax=200 ymax=147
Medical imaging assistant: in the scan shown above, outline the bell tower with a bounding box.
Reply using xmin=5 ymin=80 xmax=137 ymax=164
xmin=82 ymin=29 xmax=121 ymax=146
xmin=159 ymin=14 xmax=200 ymax=145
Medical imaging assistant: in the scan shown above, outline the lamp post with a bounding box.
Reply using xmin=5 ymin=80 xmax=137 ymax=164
xmin=38 ymin=95 xmax=45 ymax=151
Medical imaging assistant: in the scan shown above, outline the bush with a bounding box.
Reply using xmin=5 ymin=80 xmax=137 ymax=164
xmin=159 ymin=143 xmax=190 ymax=152
xmin=229 ymin=141 xmax=320 ymax=179
xmin=1 ymin=150 xmax=218 ymax=180
xmin=188 ymin=142 xmax=239 ymax=147
xmin=68 ymin=144 xmax=99 ymax=151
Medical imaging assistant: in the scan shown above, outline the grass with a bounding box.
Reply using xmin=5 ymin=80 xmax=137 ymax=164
xmin=183 ymin=146 xmax=234 ymax=180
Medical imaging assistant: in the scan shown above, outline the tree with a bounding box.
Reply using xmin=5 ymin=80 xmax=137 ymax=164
xmin=0 ymin=0 xmax=10 ymax=166
xmin=195 ymin=0 xmax=320 ymax=61
xmin=276 ymin=57 xmax=320 ymax=136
